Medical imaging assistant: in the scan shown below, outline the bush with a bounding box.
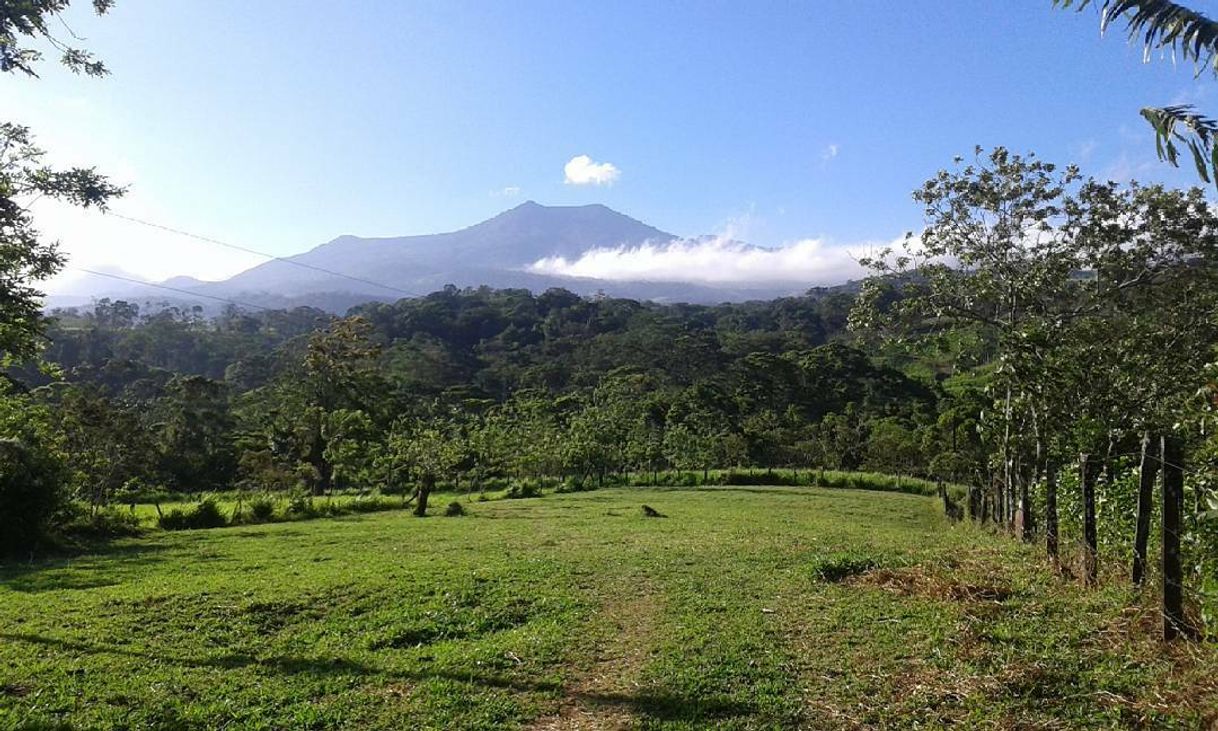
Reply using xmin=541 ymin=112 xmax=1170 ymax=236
xmin=348 ymin=496 xmax=395 ymax=514
xmin=248 ymin=497 xmax=276 ymax=523
xmin=444 ymin=501 xmax=466 ymax=517
xmin=809 ymin=552 xmax=879 ymax=582
xmin=0 ymin=392 xmax=69 ymax=555
xmin=285 ymin=493 xmax=318 ymax=518
xmin=0 ymin=437 xmax=67 ymax=555
xmin=57 ymin=505 xmax=142 ymax=542
xmin=505 ymin=480 xmax=542 ymax=499
xmin=157 ymin=508 xmax=189 ymax=530
xmin=159 ymin=498 xmax=228 ymax=531
xmin=192 ymin=499 xmax=227 ymax=528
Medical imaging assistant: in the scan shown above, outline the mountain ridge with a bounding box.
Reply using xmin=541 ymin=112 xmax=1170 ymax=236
xmin=55 ymin=202 xmax=820 ymax=311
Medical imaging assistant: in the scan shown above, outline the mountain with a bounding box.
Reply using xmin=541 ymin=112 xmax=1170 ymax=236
xmin=158 ymin=275 xmax=209 ymax=290
xmin=200 ymin=201 xmax=676 ymax=300
xmin=59 ymin=202 xmax=818 ymax=312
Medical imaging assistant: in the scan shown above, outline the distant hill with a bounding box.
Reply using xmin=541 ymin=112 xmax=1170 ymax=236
xmin=53 ymin=202 xmax=826 ymax=312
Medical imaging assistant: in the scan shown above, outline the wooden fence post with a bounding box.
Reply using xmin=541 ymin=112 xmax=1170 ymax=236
xmin=1080 ymin=453 xmax=1098 ymax=586
xmin=1160 ymin=435 xmax=1190 ymax=641
xmin=1132 ymin=432 xmax=1158 ymax=588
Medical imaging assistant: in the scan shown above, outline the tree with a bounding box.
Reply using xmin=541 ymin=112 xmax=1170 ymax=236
xmin=153 ymin=375 xmax=236 ymax=491
xmin=1 ymin=124 xmax=123 ymax=363
xmin=1 ymin=1 xmax=123 ymax=364
xmin=251 ymin=316 xmax=387 ymax=494
xmin=814 ymin=407 xmax=869 ymax=472
xmin=664 ymin=383 xmax=732 ymax=480
xmin=0 ymin=386 xmax=67 ymax=554
xmin=390 ymin=421 xmax=460 ymax=517
xmin=2 ymin=1 xmax=115 ymax=77
xmin=323 ymin=409 xmax=381 ymax=491
xmin=54 ymin=384 xmax=155 ymax=512
xmin=866 ymin=418 xmax=922 ymax=478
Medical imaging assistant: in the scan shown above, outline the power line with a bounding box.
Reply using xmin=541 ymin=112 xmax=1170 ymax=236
xmin=104 ymin=211 xmax=427 ymax=299
xmin=70 ymin=267 xmax=274 ymax=312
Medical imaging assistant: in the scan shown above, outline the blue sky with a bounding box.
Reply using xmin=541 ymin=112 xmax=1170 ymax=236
xmin=7 ymin=0 xmax=1215 ymax=290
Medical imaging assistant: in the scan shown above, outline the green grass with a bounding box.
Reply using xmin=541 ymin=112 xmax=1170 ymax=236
xmin=2 ymin=486 xmax=1214 ymax=729
xmin=94 ymin=468 xmax=955 ymax=533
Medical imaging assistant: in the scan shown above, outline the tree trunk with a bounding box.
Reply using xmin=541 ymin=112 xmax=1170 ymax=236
xmin=1132 ymin=432 xmax=1158 ymax=588
xmin=1001 ymin=384 xmax=1013 ymax=531
xmin=1160 ymin=436 xmax=1190 ymax=640
xmin=308 ymin=429 xmax=332 ymax=496
xmin=994 ymin=478 xmax=1005 ymax=526
xmin=414 ymin=474 xmax=434 ymax=517
xmin=1081 ymin=453 xmax=1098 ymax=586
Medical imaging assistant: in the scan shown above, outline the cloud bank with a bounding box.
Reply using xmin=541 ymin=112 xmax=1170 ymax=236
xmin=563 ymin=154 xmax=620 ymax=186
xmin=528 ymin=235 xmax=868 ymax=286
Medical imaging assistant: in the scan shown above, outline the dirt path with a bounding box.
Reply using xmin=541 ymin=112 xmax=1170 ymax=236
xmin=529 ymin=584 xmax=663 ymax=730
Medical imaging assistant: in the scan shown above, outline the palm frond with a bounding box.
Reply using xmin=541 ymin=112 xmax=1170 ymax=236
xmin=1140 ymin=104 xmax=1218 ymax=184
xmin=1056 ymin=2 xmax=1218 ymax=187
xmin=1055 ymin=0 xmax=1218 ymax=75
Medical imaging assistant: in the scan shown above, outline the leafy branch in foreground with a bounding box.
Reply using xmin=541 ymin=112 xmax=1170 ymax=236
xmin=1140 ymin=104 xmax=1218 ymax=183
xmin=0 ymin=0 xmax=114 ymax=77
xmin=1056 ymin=1 xmax=1218 ymax=186
xmin=0 ymin=123 xmax=124 ymax=363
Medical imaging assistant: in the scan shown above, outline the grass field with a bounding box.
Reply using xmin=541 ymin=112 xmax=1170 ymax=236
xmin=2 ymin=486 xmax=1215 ymax=729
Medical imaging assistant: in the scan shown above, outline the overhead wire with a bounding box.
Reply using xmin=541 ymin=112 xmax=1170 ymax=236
xmin=103 ymin=211 xmax=427 ymax=299
xmin=69 ymin=267 xmax=275 ymax=311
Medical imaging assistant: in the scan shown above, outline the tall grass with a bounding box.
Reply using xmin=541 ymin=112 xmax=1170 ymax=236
xmin=622 ymin=467 xmax=962 ymax=498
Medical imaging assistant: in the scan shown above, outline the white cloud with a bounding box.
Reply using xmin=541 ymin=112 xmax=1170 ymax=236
xmin=821 ymin=144 xmax=840 ymax=163
xmin=563 ymin=154 xmax=621 ymax=186
xmin=491 ymin=185 xmax=521 ymax=197
xmin=528 ymin=235 xmax=870 ymax=286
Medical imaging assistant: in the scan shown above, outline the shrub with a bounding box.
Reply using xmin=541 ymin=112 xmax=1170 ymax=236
xmin=159 ymin=498 xmax=228 ymax=531
xmin=555 ymin=481 xmax=584 ymax=494
xmin=248 ymin=497 xmax=276 ymax=523
xmin=348 ymin=496 xmax=395 ymax=514
xmin=444 ymin=501 xmax=466 ymax=517
xmin=0 ymin=437 xmax=67 ymax=555
xmin=57 ymin=505 xmax=142 ymax=542
xmin=0 ymin=392 xmax=69 ymax=555
xmin=285 ymin=493 xmax=318 ymax=518
xmin=505 ymin=480 xmax=542 ymax=499
xmin=191 ymin=499 xmax=227 ymax=528
xmin=157 ymin=508 xmax=190 ymax=530
xmin=809 ymin=552 xmax=879 ymax=582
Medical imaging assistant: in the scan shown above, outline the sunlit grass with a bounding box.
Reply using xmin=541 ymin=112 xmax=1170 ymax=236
xmin=2 ymin=486 xmax=1214 ymax=729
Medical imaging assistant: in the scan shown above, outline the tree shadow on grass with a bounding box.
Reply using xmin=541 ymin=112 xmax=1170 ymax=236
xmin=0 ymin=541 xmax=172 ymax=593
xmin=1 ymin=632 xmax=771 ymax=725
xmin=0 ymin=631 xmax=562 ymax=693
xmin=574 ymin=689 xmax=760 ymax=724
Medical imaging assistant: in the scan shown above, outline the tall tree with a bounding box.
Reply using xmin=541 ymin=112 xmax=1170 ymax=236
xmin=1 ymin=2 xmax=123 ymax=364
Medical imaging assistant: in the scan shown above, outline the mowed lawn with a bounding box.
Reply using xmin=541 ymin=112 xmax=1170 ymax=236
xmin=1 ymin=488 xmax=1215 ymax=730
